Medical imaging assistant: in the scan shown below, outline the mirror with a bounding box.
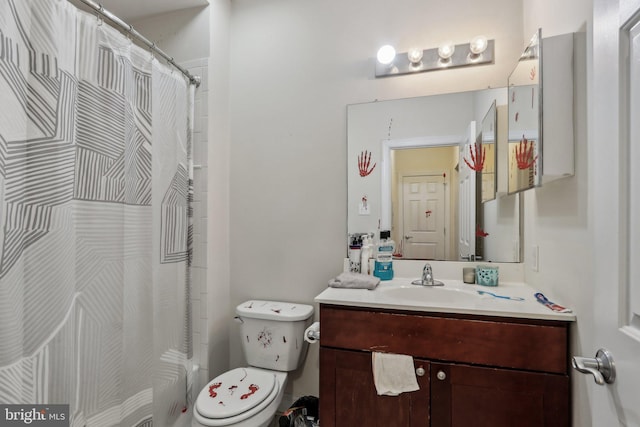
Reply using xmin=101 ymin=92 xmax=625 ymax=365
xmin=348 ymin=89 xmax=521 ymax=263
xmin=508 ymin=29 xmax=542 ymax=194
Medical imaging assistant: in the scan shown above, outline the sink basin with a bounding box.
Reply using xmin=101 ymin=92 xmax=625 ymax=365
xmin=380 ymin=285 xmax=480 ymax=304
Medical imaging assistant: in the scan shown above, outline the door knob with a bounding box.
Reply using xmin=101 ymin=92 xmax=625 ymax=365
xmin=415 ymin=366 xmax=425 ymax=377
xmin=572 ymin=348 xmax=615 ymax=385
xmin=404 ymin=235 xmax=413 ymax=240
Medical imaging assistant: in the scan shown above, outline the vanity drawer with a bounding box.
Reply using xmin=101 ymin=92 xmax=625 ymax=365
xmin=320 ymin=305 xmax=569 ymax=375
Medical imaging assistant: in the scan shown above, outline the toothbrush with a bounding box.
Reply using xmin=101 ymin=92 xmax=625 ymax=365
xmin=477 ymin=290 xmax=524 ymax=301
xmin=534 ymin=292 xmax=572 ymax=313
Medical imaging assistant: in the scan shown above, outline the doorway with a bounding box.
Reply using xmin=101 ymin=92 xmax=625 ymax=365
xmin=399 ymin=173 xmax=448 ymax=259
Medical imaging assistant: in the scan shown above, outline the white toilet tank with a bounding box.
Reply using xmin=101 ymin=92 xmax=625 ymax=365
xmin=236 ymin=300 xmax=314 ymax=372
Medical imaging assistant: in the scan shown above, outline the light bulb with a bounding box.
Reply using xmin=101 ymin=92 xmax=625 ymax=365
xmin=438 ymin=42 xmax=455 ymax=60
xmin=407 ymin=48 xmax=423 ymax=65
xmin=377 ymin=45 xmax=396 ymax=65
xmin=470 ymin=36 xmax=488 ymax=55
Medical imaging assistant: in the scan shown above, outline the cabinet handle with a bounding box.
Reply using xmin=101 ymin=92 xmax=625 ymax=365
xmin=436 ymin=370 xmax=446 ymax=381
xmin=415 ymin=367 xmax=425 ymax=377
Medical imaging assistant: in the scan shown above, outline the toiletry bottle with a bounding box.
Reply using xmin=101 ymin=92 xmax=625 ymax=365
xmin=360 ymin=235 xmax=371 ymax=275
xmin=349 ymin=235 xmax=362 ymax=273
xmin=373 ymin=230 xmax=395 ymax=280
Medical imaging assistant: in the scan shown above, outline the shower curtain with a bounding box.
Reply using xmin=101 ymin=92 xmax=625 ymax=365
xmin=0 ymin=0 xmax=194 ymax=426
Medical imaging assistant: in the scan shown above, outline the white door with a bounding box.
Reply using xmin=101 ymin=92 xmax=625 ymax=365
xmin=401 ymin=174 xmax=446 ymax=259
xmin=582 ymin=1 xmax=640 ymax=424
xmin=458 ymin=121 xmax=476 ymax=261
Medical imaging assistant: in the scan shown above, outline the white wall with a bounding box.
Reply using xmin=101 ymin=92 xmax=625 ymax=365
xmin=520 ymin=0 xmax=592 ymax=425
xmin=132 ymin=5 xmax=210 ymax=63
xmin=229 ymin=0 xmax=525 ymax=400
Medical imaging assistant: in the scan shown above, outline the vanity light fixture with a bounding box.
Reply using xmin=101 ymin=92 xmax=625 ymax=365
xmin=375 ymin=36 xmax=495 ymax=78
xmin=407 ymin=47 xmax=424 ymax=65
xmin=376 ymin=45 xmax=396 ymax=65
xmin=470 ymin=35 xmax=489 ymax=55
xmin=437 ymin=41 xmax=455 ymax=61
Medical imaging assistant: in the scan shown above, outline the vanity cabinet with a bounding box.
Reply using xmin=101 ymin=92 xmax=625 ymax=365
xmin=319 ymin=304 xmax=571 ymax=427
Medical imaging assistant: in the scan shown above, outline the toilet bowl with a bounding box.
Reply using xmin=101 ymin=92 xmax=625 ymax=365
xmin=193 ymin=368 xmax=287 ymax=427
xmin=192 ymin=301 xmax=313 ymax=427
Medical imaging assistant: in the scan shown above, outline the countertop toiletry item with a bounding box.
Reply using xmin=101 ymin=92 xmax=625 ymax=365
xmin=535 ymin=292 xmax=573 ymax=313
xmin=463 ymin=267 xmax=475 ymax=284
xmin=475 ymin=265 xmax=499 ymax=286
xmin=360 ymin=234 xmax=372 ymax=275
xmin=328 ymin=272 xmax=380 ymax=290
xmin=477 ymin=290 xmax=525 ymax=301
xmin=373 ymin=230 xmax=395 ymax=281
xmin=348 ymin=234 xmax=362 ymax=273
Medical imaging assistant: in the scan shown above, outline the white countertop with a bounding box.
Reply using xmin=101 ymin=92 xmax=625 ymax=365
xmin=314 ymin=278 xmax=576 ymax=322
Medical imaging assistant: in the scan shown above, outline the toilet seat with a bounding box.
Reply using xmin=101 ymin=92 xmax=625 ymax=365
xmin=194 ymin=367 xmax=278 ymax=426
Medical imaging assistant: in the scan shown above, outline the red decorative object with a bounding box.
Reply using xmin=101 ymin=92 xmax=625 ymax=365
xmin=476 ymin=225 xmax=489 ymax=238
xmin=515 ymin=137 xmax=538 ymax=170
xmin=358 ymin=150 xmax=376 ymax=177
xmin=209 ymin=382 xmax=222 ymax=398
xmin=241 ymin=384 xmax=259 ymax=400
xmin=463 ymin=143 xmax=485 ymax=172
xmin=257 ymin=328 xmax=273 ymax=348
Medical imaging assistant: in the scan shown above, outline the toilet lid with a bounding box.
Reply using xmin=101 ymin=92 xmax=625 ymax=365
xmin=196 ymin=368 xmax=276 ymax=419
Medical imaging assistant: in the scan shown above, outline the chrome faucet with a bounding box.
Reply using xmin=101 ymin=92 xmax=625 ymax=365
xmin=411 ymin=263 xmax=445 ymax=286
xmin=422 ymin=263 xmax=434 ymax=285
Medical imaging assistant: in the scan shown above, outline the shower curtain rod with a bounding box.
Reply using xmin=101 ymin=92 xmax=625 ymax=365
xmin=74 ymin=0 xmax=201 ymax=87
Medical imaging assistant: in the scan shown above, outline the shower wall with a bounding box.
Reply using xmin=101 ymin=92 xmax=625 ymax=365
xmin=182 ymin=58 xmax=210 ymax=394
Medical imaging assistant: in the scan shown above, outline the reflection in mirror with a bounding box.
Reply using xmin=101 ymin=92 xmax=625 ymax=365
xmin=508 ymin=29 xmax=542 ymax=194
xmin=480 ymin=101 xmax=497 ymax=203
xmin=347 ymin=90 xmax=522 ymax=263
xmin=392 ymin=145 xmax=458 ymax=260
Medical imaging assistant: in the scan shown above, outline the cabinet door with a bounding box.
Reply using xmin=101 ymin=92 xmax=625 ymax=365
xmin=430 ymin=363 xmax=569 ymax=427
xmin=320 ymin=347 xmax=430 ymax=427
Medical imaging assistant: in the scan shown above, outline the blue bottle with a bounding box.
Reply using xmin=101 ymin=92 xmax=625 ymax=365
xmin=373 ymin=230 xmax=395 ymax=280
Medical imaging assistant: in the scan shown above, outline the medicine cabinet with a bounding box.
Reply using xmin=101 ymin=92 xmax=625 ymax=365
xmin=507 ymin=30 xmax=584 ymax=194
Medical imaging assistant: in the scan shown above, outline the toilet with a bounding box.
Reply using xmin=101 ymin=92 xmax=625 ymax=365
xmin=193 ymin=300 xmax=314 ymax=427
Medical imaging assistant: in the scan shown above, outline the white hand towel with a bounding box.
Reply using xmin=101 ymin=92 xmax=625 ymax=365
xmin=371 ymin=352 xmax=420 ymax=396
xmin=328 ymin=272 xmax=380 ymax=290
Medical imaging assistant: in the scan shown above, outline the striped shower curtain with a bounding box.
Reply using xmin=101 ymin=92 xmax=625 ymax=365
xmin=0 ymin=0 xmax=194 ymax=426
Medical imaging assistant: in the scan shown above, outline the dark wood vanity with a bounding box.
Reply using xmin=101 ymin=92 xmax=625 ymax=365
xmin=319 ymin=304 xmax=571 ymax=427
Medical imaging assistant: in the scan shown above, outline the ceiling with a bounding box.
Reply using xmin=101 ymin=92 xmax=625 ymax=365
xmin=97 ymin=0 xmax=209 ymax=21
